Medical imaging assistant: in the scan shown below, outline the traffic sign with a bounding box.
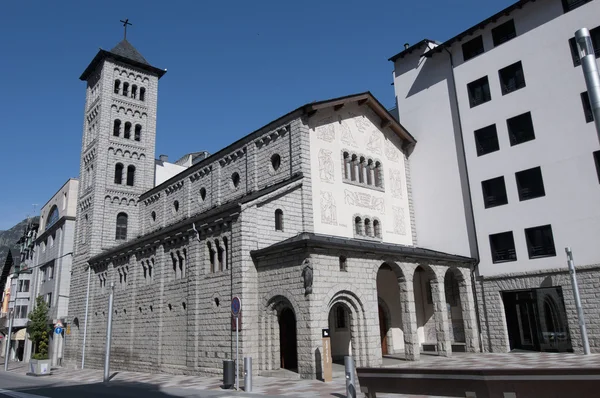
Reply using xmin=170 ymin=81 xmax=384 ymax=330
xmin=231 ymin=296 xmax=241 ymax=316
xmin=55 ymin=327 xmax=63 ymax=334
xmin=54 ymin=321 xmax=64 ymax=329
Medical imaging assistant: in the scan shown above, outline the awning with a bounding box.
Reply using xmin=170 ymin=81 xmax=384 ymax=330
xmin=11 ymin=328 xmax=26 ymax=341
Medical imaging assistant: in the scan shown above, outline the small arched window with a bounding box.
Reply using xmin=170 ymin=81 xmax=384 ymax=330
xmin=222 ymin=237 xmax=228 ymax=270
xmin=216 ymin=240 xmax=224 ymax=271
xmin=275 ymin=209 xmax=284 ymax=231
xmin=271 ymin=153 xmax=281 ymax=171
xmin=339 ymin=255 xmax=347 ymax=271
xmin=124 ymin=122 xmax=132 ymax=139
xmin=131 ymin=85 xmax=137 ymax=99
xmin=364 ymin=218 xmax=372 ymax=237
xmin=207 ymin=242 xmax=215 ymax=273
xmin=231 ymin=172 xmax=240 ymax=188
xmin=114 ymin=163 xmax=124 ymax=184
xmin=139 ymin=87 xmax=146 ymax=101
xmin=173 ymin=200 xmax=179 ymax=213
xmin=151 ymin=211 xmax=156 ymax=222
xmin=115 ymin=213 xmax=128 ymax=240
xmin=114 ymin=80 xmax=120 ymax=94
xmin=351 ymin=155 xmax=358 ymax=181
xmin=373 ymin=219 xmax=381 ymax=238
xmin=134 ymin=124 xmax=142 ymax=141
xmin=199 ymin=187 xmax=207 ymax=202
xmin=355 ymin=216 xmax=362 ymax=235
xmin=359 ymin=157 xmax=366 ymax=183
xmin=122 ymin=82 xmax=129 ymax=97
xmin=343 ymin=152 xmax=351 ymax=180
xmin=126 ymin=165 xmax=135 ymax=186
xmin=113 ymin=119 xmax=121 ymax=137
xmin=374 ymin=161 xmax=382 ymax=187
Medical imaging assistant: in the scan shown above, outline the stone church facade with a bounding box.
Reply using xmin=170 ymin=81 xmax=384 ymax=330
xmin=65 ymin=38 xmax=480 ymax=378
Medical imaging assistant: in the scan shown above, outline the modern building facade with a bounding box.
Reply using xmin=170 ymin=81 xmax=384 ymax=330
xmin=63 ymin=34 xmax=482 ymax=378
xmin=390 ymin=0 xmax=600 ymax=354
xmin=29 ymin=178 xmax=78 ymax=366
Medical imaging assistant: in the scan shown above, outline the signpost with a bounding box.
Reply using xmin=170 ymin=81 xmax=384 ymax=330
xmin=54 ymin=321 xmax=64 ymax=335
xmin=231 ymin=296 xmax=241 ymax=390
xmin=322 ymin=328 xmax=332 ymax=382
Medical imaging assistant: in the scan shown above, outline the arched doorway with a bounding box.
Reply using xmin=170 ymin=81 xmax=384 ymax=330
xmin=376 ymin=264 xmax=404 ymax=356
xmin=279 ymin=307 xmax=298 ymax=370
xmin=328 ymin=303 xmax=351 ymax=364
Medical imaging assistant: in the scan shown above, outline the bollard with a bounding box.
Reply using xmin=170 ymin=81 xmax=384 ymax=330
xmin=344 ymin=356 xmax=356 ymax=398
xmin=244 ymin=357 xmax=252 ymax=392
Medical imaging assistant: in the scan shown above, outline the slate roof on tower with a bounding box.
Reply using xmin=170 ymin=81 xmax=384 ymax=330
xmin=80 ymin=39 xmax=166 ymax=80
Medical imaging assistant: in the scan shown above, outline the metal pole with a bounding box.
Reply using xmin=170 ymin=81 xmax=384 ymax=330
xmin=103 ymin=282 xmax=114 ymax=382
xmin=3 ymin=309 xmax=14 ymax=371
xmin=566 ymin=247 xmax=590 ymax=355
xmin=244 ymin=356 xmax=252 ymax=392
xmin=575 ymin=28 xmax=600 ymax=144
xmin=344 ymin=356 xmax=356 ymax=398
xmin=81 ymin=266 xmax=91 ymax=369
xmin=235 ymin=316 xmax=239 ymax=390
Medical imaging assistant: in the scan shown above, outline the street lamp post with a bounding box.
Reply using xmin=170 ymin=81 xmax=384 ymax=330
xmin=575 ymin=28 xmax=600 ymax=143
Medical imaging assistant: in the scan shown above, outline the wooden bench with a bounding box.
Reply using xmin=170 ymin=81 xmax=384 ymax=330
xmin=356 ymin=366 xmax=600 ymax=398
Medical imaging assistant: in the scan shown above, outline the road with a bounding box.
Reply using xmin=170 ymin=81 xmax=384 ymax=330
xmin=0 ymin=371 xmax=273 ymax=398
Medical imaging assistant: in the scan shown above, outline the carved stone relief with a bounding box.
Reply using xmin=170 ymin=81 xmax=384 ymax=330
xmin=344 ymin=189 xmax=385 ymax=213
xmin=318 ymin=149 xmax=335 ymax=184
xmin=340 ymin=120 xmax=358 ymax=148
xmin=385 ymin=139 xmax=400 ymax=162
xmin=316 ymin=117 xmax=335 ymax=142
xmin=367 ymin=130 xmax=382 ymax=155
xmin=390 ymin=169 xmax=403 ymax=199
xmin=392 ymin=206 xmax=406 ymax=235
xmin=320 ymin=191 xmax=338 ymax=225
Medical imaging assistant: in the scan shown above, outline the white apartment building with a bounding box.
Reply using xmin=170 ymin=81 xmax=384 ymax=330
xmin=391 ymin=0 xmax=600 ymax=354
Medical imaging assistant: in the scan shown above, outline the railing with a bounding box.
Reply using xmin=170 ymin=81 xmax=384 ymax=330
xmin=493 ymin=248 xmax=517 ymax=262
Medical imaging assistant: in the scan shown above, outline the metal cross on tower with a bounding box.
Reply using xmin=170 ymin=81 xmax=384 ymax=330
xmin=120 ymin=18 xmax=132 ymax=40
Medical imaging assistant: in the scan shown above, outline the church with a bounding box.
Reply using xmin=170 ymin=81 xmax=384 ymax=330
xmin=64 ymin=34 xmax=480 ymax=379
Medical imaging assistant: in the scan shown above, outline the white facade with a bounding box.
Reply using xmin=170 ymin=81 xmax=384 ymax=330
xmin=392 ymin=0 xmax=600 ymax=277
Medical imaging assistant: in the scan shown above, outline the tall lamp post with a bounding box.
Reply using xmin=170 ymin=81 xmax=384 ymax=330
xmin=575 ymin=28 xmax=600 ymax=143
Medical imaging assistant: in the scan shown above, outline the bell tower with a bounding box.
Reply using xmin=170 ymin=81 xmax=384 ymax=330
xmin=66 ymin=27 xmax=166 ymax=366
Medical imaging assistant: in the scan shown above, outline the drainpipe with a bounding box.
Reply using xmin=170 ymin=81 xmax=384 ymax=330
xmin=441 ymin=46 xmax=484 ymax=353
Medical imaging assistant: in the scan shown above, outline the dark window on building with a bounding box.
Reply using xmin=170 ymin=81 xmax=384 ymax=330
xmin=126 ymin=165 xmax=135 ymax=186
xmin=339 ymin=256 xmax=347 ymax=271
xmin=373 ymin=219 xmax=381 ymax=238
xmin=474 ymin=124 xmax=500 ymax=156
xmin=492 ymin=20 xmax=517 ymax=47
xmin=507 ymin=111 xmax=536 ymax=146
xmin=113 ymin=119 xmax=121 ymax=137
xmin=271 ymin=153 xmax=281 ymax=171
xmin=593 ymin=151 xmax=600 ymax=183
xmin=515 ymin=167 xmax=545 ymax=201
xmin=489 ymin=231 xmax=517 ymax=263
xmin=499 ymin=61 xmax=526 ymax=95
xmin=140 ymin=87 xmax=146 ymax=101
xmin=131 ymin=85 xmax=137 ymax=99
xmin=462 ymin=35 xmax=484 ymax=62
xmin=122 ymin=82 xmax=129 ymax=97
xmin=114 ymin=80 xmax=120 ymax=94
xmin=114 ymin=163 xmax=123 ymax=184
xmin=115 ymin=213 xmax=128 ymax=240
xmin=275 ymin=209 xmax=284 ymax=231
xmin=467 ymin=76 xmax=491 ymax=107
xmin=134 ymin=124 xmax=142 ymax=141
xmin=124 ymin=122 xmax=131 ymax=139
xmin=525 ymin=225 xmax=556 ymax=258
xmin=481 ymin=176 xmax=508 ymax=208
xmin=562 ymin=0 xmax=592 ymax=13
xmin=569 ymin=26 xmax=600 ymax=66
xmin=231 ymin=172 xmax=240 ymax=188
xmin=581 ymin=92 xmax=594 ymax=123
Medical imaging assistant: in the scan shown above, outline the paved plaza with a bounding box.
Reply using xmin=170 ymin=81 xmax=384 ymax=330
xmin=2 ymin=352 xmax=600 ymax=397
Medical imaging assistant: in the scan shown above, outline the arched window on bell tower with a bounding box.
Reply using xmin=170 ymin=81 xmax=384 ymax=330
xmin=115 ymin=213 xmax=128 ymax=240
xmin=114 ymin=163 xmax=124 ymax=184
xmin=126 ymin=165 xmax=135 ymax=186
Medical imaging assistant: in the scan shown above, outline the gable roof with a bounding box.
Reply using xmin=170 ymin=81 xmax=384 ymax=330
xmin=80 ymin=39 xmax=166 ymax=81
xmin=140 ymin=91 xmax=416 ymax=201
xmin=388 ymin=39 xmax=439 ymax=62
xmin=251 ymin=232 xmax=475 ymax=264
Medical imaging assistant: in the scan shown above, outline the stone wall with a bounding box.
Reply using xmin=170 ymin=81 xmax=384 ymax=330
xmin=476 ymin=264 xmax=600 ymax=354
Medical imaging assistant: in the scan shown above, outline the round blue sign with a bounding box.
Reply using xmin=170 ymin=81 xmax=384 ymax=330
xmin=231 ymin=296 xmax=241 ymax=316
xmin=55 ymin=327 xmax=63 ymax=334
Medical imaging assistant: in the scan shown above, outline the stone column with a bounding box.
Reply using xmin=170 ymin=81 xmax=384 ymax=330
xmin=459 ymin=270 xmax=480 ymax=353
xmin=430 ymin=268 xmax=452 ymax=357
xmin=398 ymin=266 xmax=420 ymax=361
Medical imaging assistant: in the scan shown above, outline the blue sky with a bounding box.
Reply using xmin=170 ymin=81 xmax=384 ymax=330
xmin=0 ymin=0 xmax=514 ymax=230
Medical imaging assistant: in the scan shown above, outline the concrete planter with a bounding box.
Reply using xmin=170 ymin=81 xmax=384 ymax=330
xmin=28 ymin=359 xmax=51 ymax=376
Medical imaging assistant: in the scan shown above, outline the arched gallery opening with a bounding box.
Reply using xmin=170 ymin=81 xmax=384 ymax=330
xmin=376 ymin=263 xmax=404 ymax=356
xmin=278 ymin=307 xmax=298 ymax=371
xmin=413 ymin=265 xmax=437 ymax=351
xmin=444 ymin=268 xmax=466 ymax=350
xmin=328 ymin=303 xmax=352 ymax=364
